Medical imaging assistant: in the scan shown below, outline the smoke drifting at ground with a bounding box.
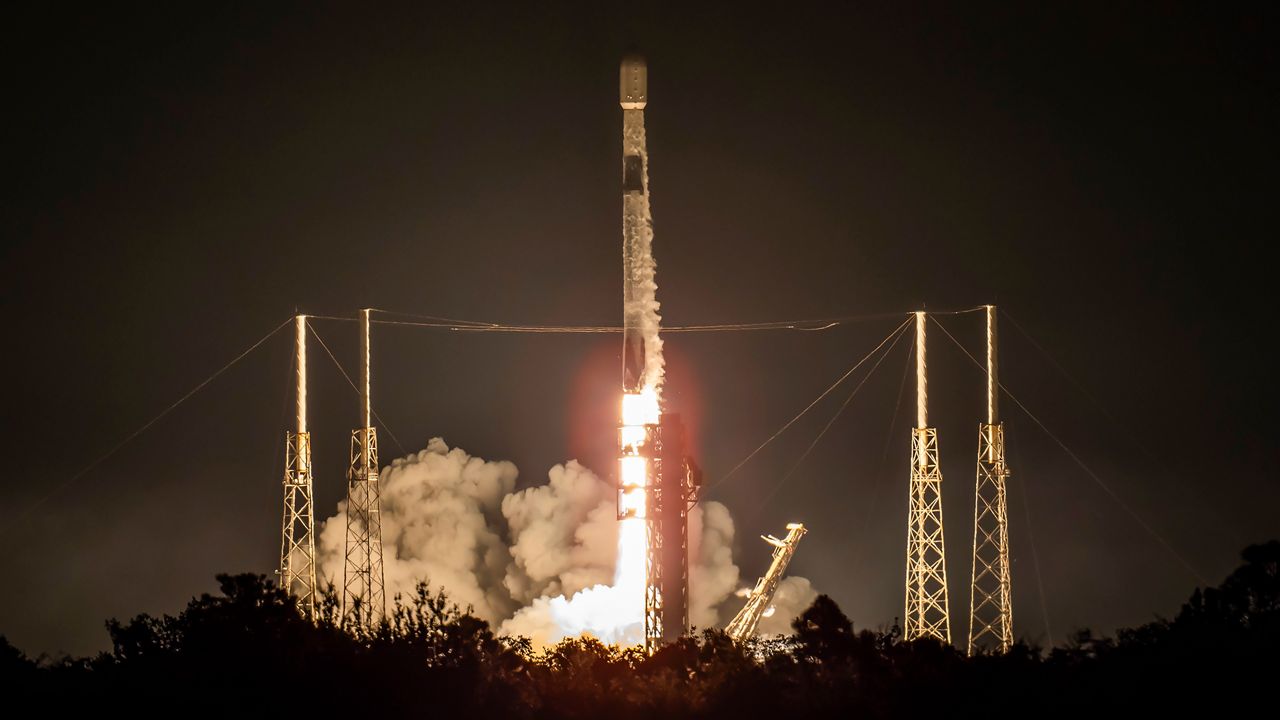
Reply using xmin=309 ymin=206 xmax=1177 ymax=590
xmin=317 ymin=439 xmax=811 ymax=646
xmin=755 ymin=577 xmax=819 ymax=636
xmin=689 ymin=500 xmax=739 ymax=628
xmin=317 ymin=438 xmax=520 ymax=622
xmin=501 ymin=461 xmax=618 ymax=606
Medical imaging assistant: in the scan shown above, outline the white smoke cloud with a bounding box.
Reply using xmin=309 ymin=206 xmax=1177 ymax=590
xmin=755 ymin=576 xmax=819 ymax=636
xmin=689 ymin=501 xmax=740 ymax=629
xmin=501 ymin=460 xmax=617 ymax=605
xmin=317 ymin=438 xmax=519 ymax=624
xmin=317 ymin=438 xmax=810 ymax=646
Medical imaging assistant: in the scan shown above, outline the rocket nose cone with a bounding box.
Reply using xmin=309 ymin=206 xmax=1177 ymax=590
xmin=620 ymin=53 xmax=647 ymax=109
xmin=620 ymin=52 xmax=646 ymax=71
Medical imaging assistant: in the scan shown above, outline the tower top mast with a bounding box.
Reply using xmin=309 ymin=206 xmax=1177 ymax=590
xmin=916 ymin=311 xmax=928 ymax=429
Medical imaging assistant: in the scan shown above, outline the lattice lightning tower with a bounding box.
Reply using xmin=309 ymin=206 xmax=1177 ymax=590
xmin=968 ymin=305 xmax=1013 ymax=653
xmin=279 ymin=315 xmax=317 ymax=619
xmin=904 ymin=311 xmax=951 ymax=643
xmin=342 ymin=308 xmax=385 ymax=627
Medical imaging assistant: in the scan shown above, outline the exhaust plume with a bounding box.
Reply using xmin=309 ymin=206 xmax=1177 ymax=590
xmin=317 ymin=439 xmax=781 ymax=645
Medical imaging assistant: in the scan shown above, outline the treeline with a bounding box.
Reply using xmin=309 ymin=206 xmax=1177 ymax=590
xmin=2 ymin=541 xmax=1276 ymax=718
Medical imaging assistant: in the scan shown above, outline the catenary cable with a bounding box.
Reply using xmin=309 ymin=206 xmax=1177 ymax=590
xmin=929 ymin=315 xmax=1207 ymax=584
xmin=7 ymin=316 xmax=294 ymax=528
xmin=1007 ymin=423 xmax=1055 ymax=648
xmin=705 ymin=317 xmax=913 ymax=492
xmin=305 ymin=321 xmax=408 ymax=458
xmin=749 ymin=319 xmax=911 ymax=515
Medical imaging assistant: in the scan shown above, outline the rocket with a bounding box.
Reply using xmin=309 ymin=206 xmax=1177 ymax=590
xmin=616 ymin=53 xmax=698 ymax=649
xmin=620 ymin=53 xmax=650 ymax=393
xmin=620 ymin=54 xmax=647 ymax=111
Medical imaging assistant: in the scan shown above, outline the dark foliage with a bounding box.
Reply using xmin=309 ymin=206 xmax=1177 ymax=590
xmin=4 ymin=541 xmax=1277 ymax=717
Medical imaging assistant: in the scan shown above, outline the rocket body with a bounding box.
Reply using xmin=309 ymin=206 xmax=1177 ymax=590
xmin=620 ymin=54 xmax=660 ymax=394
xmin=620 ymin=55 xmax=647 ymax=109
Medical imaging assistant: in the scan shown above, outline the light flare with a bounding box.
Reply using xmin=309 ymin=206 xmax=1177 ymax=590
xmin=507 ymin=388 xmax=658 ymax=648
xmin=616 ymin=387 xmax=659 ymax=594
xmin=506 ymin=54 xmax=665 ymax=648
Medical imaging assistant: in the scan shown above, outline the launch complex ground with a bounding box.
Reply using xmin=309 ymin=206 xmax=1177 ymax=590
xmin=273 ymin=55 xmax=1016 ymax=655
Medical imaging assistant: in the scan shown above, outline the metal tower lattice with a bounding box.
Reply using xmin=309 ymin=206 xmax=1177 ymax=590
xmin=726 ymin=523 xmax=807 ymax=641
xmin=342 ymin=309 xmax=385 ymax=627
xmin=644 ymin=414 xmax=699 ymax=653
xmin=904 ymin=312 xmax=951 ymax=643
xmin=968 ymin=305 xmax=1013 ymax=653
xmin=621 ymin=411 xmax=699 ymax=654
xmin=279 ymin=315 xmax=317 ymax=619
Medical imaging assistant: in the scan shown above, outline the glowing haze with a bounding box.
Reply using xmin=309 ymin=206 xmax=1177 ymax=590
xmin=316 ymin=438 xmax=771 ymax=647
xmin=512 ymin=62 xmax=671 ymax=646
xmin=501 ymin=101 xmax=666 ymax=643
xmin=314 ymin=61 xmax=816 ymax=647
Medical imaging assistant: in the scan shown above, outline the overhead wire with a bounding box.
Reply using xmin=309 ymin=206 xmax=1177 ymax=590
xmin=1007 ymin=422 xmax=1055 ymax=648
xmin=928 ymin=315 xmax=1208 ymax=584
xmin=1001 ymin=309 xmax=1245 ymax=546
xmin=7 ymin=304 xmax=987 ymax=537
xmin=366 ymin=316 xmax=873 ymax=334
xmin=1001 ymin=310 xmax=1165 ymax=463
xmin=706 ymin=316 xmax=913 ymax=493
xmin=263 ymin=334 xmax=297 ymax=535
xmin=748 ymin=318 xmax=912 ymax=516
xmin=305 ymin=321 xmax=408 ymax=457
xmin=7 ymin=315 xmax=295 ymax=527
xmin=848 ymin=332 xmax=914 ymax=574
xmin=371 ymin=308 xmax=500 ymax=328
xmin=306 ymin=307 xmax=987 ymax=334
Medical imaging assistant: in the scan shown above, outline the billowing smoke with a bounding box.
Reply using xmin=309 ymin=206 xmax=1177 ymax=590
xmin=317 ymin=438 xmax=520 ymax=623
xmin=689 ymin=500 xmax=740 ymax=628
xmin=501 ymin=461 xmax=618 ymax=606
xmin=755 ymin=576 xmax=819 ymax=636
xmin=316 ymin=439 xmax=809 ymax=646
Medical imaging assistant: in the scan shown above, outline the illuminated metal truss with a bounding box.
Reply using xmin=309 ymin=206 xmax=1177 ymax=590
xmin=905 ymin=427 xmax=951 ymax=642
xmin=725 ymin=523 xmax=807 ymax=641
xmin=969 ymin=423 xmax=1012 ymax=653
xmin=279 ymin=315 xmax=316 ymax=619
xmin=342 ymin=309 xmax=385 ymax=627
xmin=343 ymin=427 xmax=384 ymax=626
xmin=648 ymin=414 xmax=700 ymax=652
xmin=969 ymin=305 xmax=1012 ymax=654
xmin=904 ymin=312 xmax=951 ymax=643
xmin=280 ymin=430 xmax=317 ymax=619
xmin=643 ymin=491 xmax=665 ymax=652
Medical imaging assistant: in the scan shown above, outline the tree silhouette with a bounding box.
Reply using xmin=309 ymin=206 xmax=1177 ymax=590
xmin=2 ymin=541 xmax=1277 ymax=717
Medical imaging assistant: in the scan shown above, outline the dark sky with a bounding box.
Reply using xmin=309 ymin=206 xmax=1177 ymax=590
xmin=3 ymin=3 xmax=1276 ymax=656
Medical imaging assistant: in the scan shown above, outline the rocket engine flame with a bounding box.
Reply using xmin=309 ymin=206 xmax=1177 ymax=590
xmin=344 ymin=56 xmax=774 ymax=649
xmin=614 ymin=387 xmax=660 ymax=624
xmin=506 ymin=386 xmax=660 ymax=648
xmin=510 ymin=54 xmax=666 ymax=647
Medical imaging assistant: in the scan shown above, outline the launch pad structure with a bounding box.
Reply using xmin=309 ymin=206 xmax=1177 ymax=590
xmin=901 ymin=307 xmax=1017 ymax=652
xmin=342 ymin=309 xmax=386 ymax=627
xmin=269 ymin=55 xmax=1018 ymax=654
xmin=648 ymin=413 xmax=702 ymax=650
xmin=904 ymin=312 xmax=952 ymax=643
xmin=616 ymin=53 xmax=704 ymax=654
xmin=279 ymin=315 xmax=318 ymax=620
xmin=968 ymin=306 xmax=1013 ymax=654
xmin=726 ymin=524 xmax=808 ymax=641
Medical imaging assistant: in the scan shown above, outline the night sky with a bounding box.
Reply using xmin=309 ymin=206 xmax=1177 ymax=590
xmin=4 ymin=3 xmax=1276 ymax=656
